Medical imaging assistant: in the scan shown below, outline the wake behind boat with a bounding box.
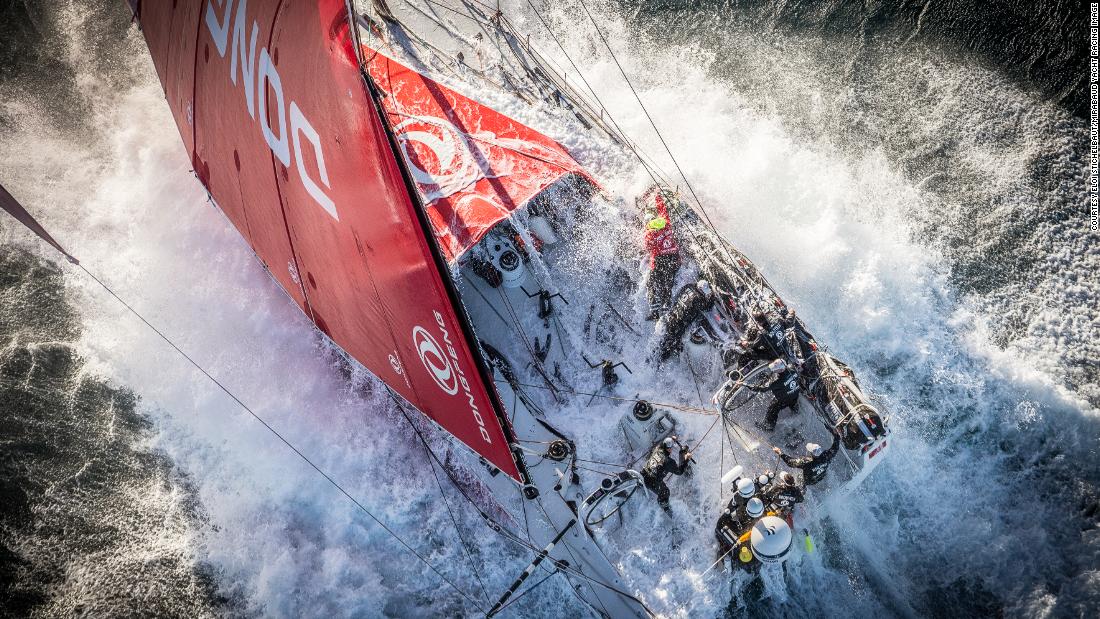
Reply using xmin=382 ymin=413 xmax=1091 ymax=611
xmin=0 ymin=1 xmax=894 ymax=615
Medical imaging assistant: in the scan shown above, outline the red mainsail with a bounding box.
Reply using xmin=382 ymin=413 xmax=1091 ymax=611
xmin=365 ymin=48 xmax=593 ymax=261
xmin=131 ymin=0 xmax=523 ymax=480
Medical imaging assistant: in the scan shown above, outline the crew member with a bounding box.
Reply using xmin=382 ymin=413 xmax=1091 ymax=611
xmin=762 ymin=470 xmax=804 ymax=514
xmin=772 ymin=428 xmax=840 ymax=486
xmin=643 ymin=192 xmax=681 ymax=320
xmin=746 ymin=361 xmax=802 ymax=431
xmin=715 ymin=497 xmax=764 ymax=560
xmin=740 ymin=306 xmax=805 ymax=368
xmin=731 ymin=477 xmax=756 ymax=511
xmin=641 ymin=436 xmax=692 ymax=510
xmin=656 ymin=280 xmax=715 ymax=361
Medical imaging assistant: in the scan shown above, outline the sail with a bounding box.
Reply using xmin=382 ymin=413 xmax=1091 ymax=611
xmin=1 ymin=183 xmax=79 ymax=264
xmin=365 ymin=48 xmax=594 ymax=261
xmin=131 ymin=0 xmax=522 ymax=481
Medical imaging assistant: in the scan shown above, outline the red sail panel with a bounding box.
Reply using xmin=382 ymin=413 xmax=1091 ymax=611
xmin=192 ymin=0 xmax=309 ymax=315
xmin=133 ymin=0 xmax=522 ymax=481
xmin=366 ymin=50 xmax=593 ymax=261
xmin=163 ymin=0 xmax=202 ymax=158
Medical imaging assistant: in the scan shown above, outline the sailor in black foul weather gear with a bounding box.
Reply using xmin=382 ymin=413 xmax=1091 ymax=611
xmin=641 ymin=436 xmax=692 ymax=510
xmin=656 ymin=280 xmax=715 ymax=361
xmin=773 ymin=429 xmax=840 ymax=486
xmin=715 ymin=497 xmax=764 ymax=560
xmin=730 ymin=477 xmax=757 ymax=511
xmin=741 ymin=307 xmax=805 ymax=368
xmin=762 ymin=470 xmax=804 ymax=514
xmin=747 ymin=363 xmax=802 ymax=431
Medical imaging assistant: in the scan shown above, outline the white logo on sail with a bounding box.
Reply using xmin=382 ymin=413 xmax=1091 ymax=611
xmin=412 ymin=326 xmax=458 ymax=395
xmin=204 ymin=0 xmax=338 ymax=220
xmin=412 ymin=312 xmax=493 ymax=444
xmin=393 ymin=115 xmax=490 ymax=202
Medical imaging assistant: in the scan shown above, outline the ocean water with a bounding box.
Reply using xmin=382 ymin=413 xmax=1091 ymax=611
xmin=1 ymin=1 xmax=1096 ymax=617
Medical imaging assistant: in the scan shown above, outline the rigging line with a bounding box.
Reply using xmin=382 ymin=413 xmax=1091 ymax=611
xmin=494 ymin=287 xmax=563 ymax=397
xmin=386 ymin=395 xmax=576 ymax=604
xmin=722 ymin=409 xmax=756 ymax=452
xmin=719 ymin=423 xmax=725 ymax=499
xmin=574 ymin=0 xmax=730 ymax=252
xmin=75 ymin=264 xmax=486 ymax=612
xmin=384 ymin=392 xmax=537 ymax=548
xmin=574 ymin=462 xmax=622 ymax=476
xmin=464 ymin=275 xmax=514 ymax=331
xmin=494 ymin=287 xmax=550 ymax=370
xmin=509 ymin=0 xmax=670 ymax=183
xmin=490 ymin=568 xmax=560 ymax=617
xmin=397 ymin=403 xmax=492 ymax=606
xmin=521 ymin=0 xmax=672 ymax=189
xmin=573 ymin=455 xmax=634 ymax=469
xmin=684 ymin=354 xmax=707 ymax=407
xmin=501 ymin=380 xmax=718 ymax=416
xmin=370 ymin=3 xmax=516 ymax=95
xmin=722 ymin=420 xmax=740 ymax=466
xmin=689 ymin=414 xmax=721 ymax=454
xmin=456 ymin=0 xmax=657 ymax=181
xmin=462 ymin=0 xmax=642 ymax=160
xmin=529 ymin=498 xmax=614 ymax=619
xmin=387 ymin=391 xmax=653 ymax=614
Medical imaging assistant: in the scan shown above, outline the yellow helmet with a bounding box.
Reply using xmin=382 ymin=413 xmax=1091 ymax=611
xmin=646 ymin=217 xmax=667 ymax=231
xmin=738 ymin=545 xmax=753 ymax=563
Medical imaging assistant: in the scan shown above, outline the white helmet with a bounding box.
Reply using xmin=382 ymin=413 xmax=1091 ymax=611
xmin=806 ymin=443 xmax=822 ymax=457
xmin=757 ymin=473 xmax=770 ymax=486
xmin=736 ymin=478 xmax=755 ymax=498
xmin=746 ymin=497 xmax=764 ymax=518
xmin=697 ymin=280 xmax=712 ymax=296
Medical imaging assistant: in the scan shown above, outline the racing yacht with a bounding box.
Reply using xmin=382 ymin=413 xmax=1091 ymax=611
xmin=60 ymin=1 xmax=890 ymax=615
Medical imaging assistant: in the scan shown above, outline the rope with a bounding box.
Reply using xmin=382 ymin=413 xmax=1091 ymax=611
xmin=76 ymin=264 xmax=487 ymax=613
xmin=501 ymin=379 xmax=718 ymax=416
xmin=688 ymin=414 xmax=721 ymax=453
xmin=489 ymin=568 xmax=560 ymax=616
xmin=397 ymin=404 xmax=492 ymax=605
xmin=684 ymin=354 xmax=707 ymax=407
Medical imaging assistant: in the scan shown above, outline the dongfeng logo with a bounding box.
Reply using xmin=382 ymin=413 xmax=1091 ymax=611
xmin=413 ymin=311 xmax=493 ymax=444
xmin=412 ymin=326 xmax=458 ymax=395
